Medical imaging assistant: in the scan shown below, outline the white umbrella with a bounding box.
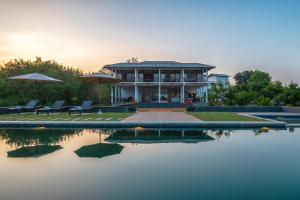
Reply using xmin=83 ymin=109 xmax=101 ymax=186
xmin=7 ymin=72 xmax=62 ymax=83
xmin=7 ymin=72 xmax=63 ymax=104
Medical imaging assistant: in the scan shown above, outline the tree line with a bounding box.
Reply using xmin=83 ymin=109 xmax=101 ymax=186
xmin=1 ymin=57 xmax=299 ymax=107
xmin=0 ymin=57 xmax=110 ymax=106
xmin=209 ymin=70 xmax=300 ymax=106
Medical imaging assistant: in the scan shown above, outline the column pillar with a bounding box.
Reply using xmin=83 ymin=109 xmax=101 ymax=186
xmin=181 ymin=84 xmax=185 ymax=103
xmin=205 ymin=85 xmax=208 ymax=103
xmin=158 ymin=85 xmax=161 ymax=103
xmin=134 ymin=68 xmax=138 ymax=103
xmin=181 ymin=68 xmax=185 ymax=104
xmin=117 ymin=87 xmax=120 ymax=103
xmin=114 ymin=86 xmax=117 ymax=103
xmin=135 ymin=85 xmax=138 ymax=103
xmin=110 ymin=85 xmax=114 ymax=105
xmin=119 ymin=87 xmax=122 ymax=102
xmin=135 ymin=68 xmax=138 ymax=82
xmin=158 ymin=68 xmax=161 ymax=103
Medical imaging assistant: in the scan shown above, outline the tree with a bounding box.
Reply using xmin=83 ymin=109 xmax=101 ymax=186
xmin=279 ymin=82 xmax=300 ymax=106
xmin=234 ymin=70 xmax=253 ymax=87
xmin=0 ymin=57 xmax=111 ymax=106
xmin=208 ymin=83 xmax=228 ymax=105
xmin=208 ymin=69 xmax=300 ymax=106
xmin=248 ymin=70 xmax=272 ymax=91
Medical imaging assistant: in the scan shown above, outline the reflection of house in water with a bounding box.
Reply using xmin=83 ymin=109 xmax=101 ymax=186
xmin=106 ymin=129 xmax=215 ymax=143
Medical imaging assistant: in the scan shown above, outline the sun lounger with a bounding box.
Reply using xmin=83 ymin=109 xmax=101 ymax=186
xmin=8 ymin=100 xmax=39 ymax=114
xmin=68 ymin=100 xmax=94 ymax=115
xmin=37 ymin=100 xmax=65 ymax=115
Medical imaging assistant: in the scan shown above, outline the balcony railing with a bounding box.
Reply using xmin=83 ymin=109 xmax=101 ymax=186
xmin=118 ymin=75 xmax=207 ymax=82
xmin=122 ymin=77 xmax=135 ymax=82
xmin=185 ymin=77 xmax=206 ymax=82
xmin=117 ymin=74 xmax=135 ymax=82
xmin=138 ymin=77 xmax=159 ymax=82
xmin=160 ymin=77 xmax=181 ymax=82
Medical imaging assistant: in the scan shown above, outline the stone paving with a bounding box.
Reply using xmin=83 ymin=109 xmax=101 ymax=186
xmin=122 ymin=112 xmax=200 ymax=122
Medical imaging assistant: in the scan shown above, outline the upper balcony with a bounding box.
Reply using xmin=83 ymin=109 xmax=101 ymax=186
xmin=116 ymin=69 xmax=208 ymax=83
xmin=184 ymin=76 xmax=206 ymax=82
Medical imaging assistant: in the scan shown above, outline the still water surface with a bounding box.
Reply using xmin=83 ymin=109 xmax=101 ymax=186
xmin=0 ymin=127 xmax=299 ymax=200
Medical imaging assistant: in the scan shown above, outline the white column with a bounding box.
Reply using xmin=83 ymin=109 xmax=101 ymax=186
xmin=110 ymin=85 xmax=113 ymax=104
xmin=135 ymin=68 xmax=138 ymax=82
xmin=114 ymin=86 xmax=117 ymax=103
xmin=158 ymin=85 xmax=161 ymax=103
xmin=181 ymin=68 xmax=185 ymax=103
xmin=158 ymin=68 xmax=161 ymax=103
xmin=158 ymin=68 xmax=161 ymax=82
xmin=181 ymin=84 xmax=185 ymax=103
xmin=135 ymin=85 xmax=138 ymax=103
xmin=205 ymin=85 xmax=208 ymax=103
xmin=134 ymin=68 xmax=138 ymax=103
xmin=117 ymin=87 xmax=120 ymax=103
xmin=119 ymin=87 xmax=122 ymax=102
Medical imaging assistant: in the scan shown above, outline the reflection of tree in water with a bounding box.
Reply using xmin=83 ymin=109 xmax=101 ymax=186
xmin=87 ymin=129 xmax=115 ymax=136
xmin=253 ymin=128 xmax=271 ymax=136
xmin=0 ymin=128 xmax=82 ymax=147
xmin=211 ymin=130 xmax=233 ymax=139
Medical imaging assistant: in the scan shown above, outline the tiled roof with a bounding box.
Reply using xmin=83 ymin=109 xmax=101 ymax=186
xmin=104 ymin=61 xmax=215 ymax=69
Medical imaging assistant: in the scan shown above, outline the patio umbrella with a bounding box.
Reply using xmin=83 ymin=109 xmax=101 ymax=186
xmin=74 ymin=143 xmax=124 ymax=158
xmin=7 ymin=145 xmax=62 ymax=158
xmin=79 ymin=73 xmax=120 ymax=84
xmin=7 ymin=72 xmax=63 ymax=103
xmin=7 ymin=72 xmax=62 ymax=83
xmin=79 ymin=73 xmax=121 ymax=105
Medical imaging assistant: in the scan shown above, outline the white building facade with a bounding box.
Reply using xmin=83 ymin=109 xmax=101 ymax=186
xmin=208 ymin=74 xmax=229 ymax=87
xmin=104 ymin=61 xmax=215 ymax=104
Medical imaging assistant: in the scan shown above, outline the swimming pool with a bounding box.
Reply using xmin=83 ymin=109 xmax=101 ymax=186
xmin=0 ymin=127 xmax=299 ymax=200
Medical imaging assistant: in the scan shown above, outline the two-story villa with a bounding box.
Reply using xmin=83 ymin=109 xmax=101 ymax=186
xmin=104 ymin=61 xmax=215 ymax=105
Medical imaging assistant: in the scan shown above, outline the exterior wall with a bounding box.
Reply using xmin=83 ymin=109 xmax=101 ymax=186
xmin=112 ymin=67 xmax=211 ymax=104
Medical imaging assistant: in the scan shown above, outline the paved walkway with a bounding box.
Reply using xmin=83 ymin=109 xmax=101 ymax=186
xmin=122 ymin=112 xmax=200 ymax=122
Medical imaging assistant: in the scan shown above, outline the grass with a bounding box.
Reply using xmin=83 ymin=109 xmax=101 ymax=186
xmin=0 ymin=112 xmax=133 ymax=121
xmin=189 ymin=112 xmax=264 ymax=121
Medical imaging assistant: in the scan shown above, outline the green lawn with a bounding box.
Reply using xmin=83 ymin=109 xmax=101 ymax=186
xmin=189 ymin=112 xmax=264 ymax=121
xmin=0 ymin=112 xmax=133 ymax=121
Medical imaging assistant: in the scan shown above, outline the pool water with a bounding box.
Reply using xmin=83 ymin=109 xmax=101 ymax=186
xmin=0 ymin=127 xmax=300 ymax=200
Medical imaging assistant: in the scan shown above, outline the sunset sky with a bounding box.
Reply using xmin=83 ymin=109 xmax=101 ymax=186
xmin=0 ymin=0 xmax=299 ymax=83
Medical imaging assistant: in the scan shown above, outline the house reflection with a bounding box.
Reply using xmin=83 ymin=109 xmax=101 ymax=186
xmin=105 ymin=128 xmax=215 ymax=144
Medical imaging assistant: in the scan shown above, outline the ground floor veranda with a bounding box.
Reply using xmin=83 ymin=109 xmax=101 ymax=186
xmin=111 ymin=84 xmax=208 ymax=104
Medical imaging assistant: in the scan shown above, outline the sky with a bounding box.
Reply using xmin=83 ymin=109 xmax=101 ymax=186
xmin=0 ymin=0 xmax=299 ymax=83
